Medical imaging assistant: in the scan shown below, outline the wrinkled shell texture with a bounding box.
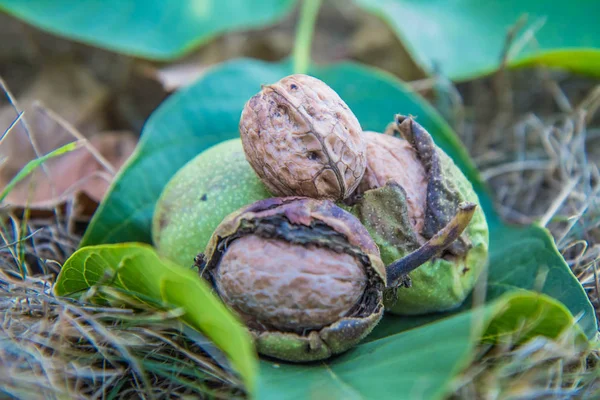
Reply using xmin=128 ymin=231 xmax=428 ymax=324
xmin=240 ymin=74 xmax=366 ymax=200
xmin=152 ymin=139 xmax=270 ymax=267
xmin=359 ymin=131 xmax=428 ymax=234
xmin=215 ymin=235 xmax=367 ymax=331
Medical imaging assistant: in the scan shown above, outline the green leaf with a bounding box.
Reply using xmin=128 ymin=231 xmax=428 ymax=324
xmin=81 ymin=57 xmax=595 ymax=337
xmin=257 ymin=291 xmax=583 ymax=400
xmin=482 ymin=291 xmax=586 ymax=344
xmin=258 ymin=306 xmax=480 ymax=400
xmin=0 ymin=0 xmax=296 ymax=60
xmin=78 ymin=58 xmax=595 ymax=396
xmin=485 ymin=224 xmax=593 ymax=332
xmin=353 ymin=0 xmax=600 ymax=80
xmin=53 ymin=243 xmax=257 ymax=392
xmin=80 ymin=60 xmax=292 ymax=247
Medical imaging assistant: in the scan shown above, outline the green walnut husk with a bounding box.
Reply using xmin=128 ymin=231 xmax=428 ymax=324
xmin=348 ymin=115 xmax=489 ymax=315
xmin=152 ymin=139 xmax=271 ymax=267
xmin=198 ymin=197 xmax=386 ymax=362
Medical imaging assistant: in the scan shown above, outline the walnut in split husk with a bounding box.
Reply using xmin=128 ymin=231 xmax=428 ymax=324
xmin=198 ymin=197 xmax=385 ymax=362
xmin=347 ymin=115 xmax=489 ymax=315
xmin=239 ymin=74 xmax=366 ymax=201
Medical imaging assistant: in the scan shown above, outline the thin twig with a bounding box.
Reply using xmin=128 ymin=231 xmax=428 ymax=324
xmin=539 ymin=177 xmax=581 ymax=227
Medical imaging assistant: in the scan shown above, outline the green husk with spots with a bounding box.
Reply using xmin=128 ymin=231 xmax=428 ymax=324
xmin=152 ymin=139 xmax=271 ymax=267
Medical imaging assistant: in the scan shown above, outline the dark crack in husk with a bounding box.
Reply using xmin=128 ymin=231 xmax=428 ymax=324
xmin=395 ymin=114 xmax=472 ymax=256
xmin=386 ymin=202 xmax=477 ymax=288
xmin=202 ymin=215 xmax=372 ymax=275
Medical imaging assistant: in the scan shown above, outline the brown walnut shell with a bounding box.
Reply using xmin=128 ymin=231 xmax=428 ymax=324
xmin=200 ymin=197 xmax=385 ymax=362
xmin=239 ymin=74 xmax=366 ymax=201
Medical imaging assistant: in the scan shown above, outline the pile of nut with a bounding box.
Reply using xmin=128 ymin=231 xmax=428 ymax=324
xmin=153 ymin=74 xmax=489 ymax=363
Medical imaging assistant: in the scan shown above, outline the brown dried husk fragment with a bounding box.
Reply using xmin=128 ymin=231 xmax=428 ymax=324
xmin=396 ymin=116 xmax=472 ymax=255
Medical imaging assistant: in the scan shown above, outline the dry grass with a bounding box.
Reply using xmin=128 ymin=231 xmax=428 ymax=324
xmin=433 ymin=62 xmax=600 ymax=399
xmin=0 ymin=71 xmax=239 ymax=399
xmin=453 ymin=330 xmax=600 ymax=398
xmin=459 ymin=68 xmax=600 ymax=322
xmin=0 ymin=211 xmax=242 ymax=399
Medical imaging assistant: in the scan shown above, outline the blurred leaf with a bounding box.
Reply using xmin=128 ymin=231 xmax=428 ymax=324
xmin=53 ymin=243 xmax=257 ymax=392
xmin=0 ymin=0 xmax=296 ymax=59
xmin=81 ymin=58 xmax=595 ymax=338
xmin=353 ymin=0 xmax=600 ymax=80
xmin=482 ymin=291 xmax=585 ymax=343
xmin=257 ymin=291 xmax=582 ymax=400
xmin=0 ymin=64 xmax=132 ymax=214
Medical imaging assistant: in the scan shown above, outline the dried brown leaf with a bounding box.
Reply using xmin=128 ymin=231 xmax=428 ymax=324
xmin=2 ymin=131 xmax=136 ymax=210
xmin=0 ymin=63 xmax=109 ymax=178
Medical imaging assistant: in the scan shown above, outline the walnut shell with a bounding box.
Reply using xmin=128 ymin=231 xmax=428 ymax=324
xmin=216 ymin=235 xmax=366 ymax=331
xmin=201 ymin=197 xmax=385 ymax=362
xmin=239 ymin=74 xmax=366 ymax=201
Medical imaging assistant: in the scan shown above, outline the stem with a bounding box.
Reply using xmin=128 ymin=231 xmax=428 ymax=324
xmin=292 ymin=0 xmax=322 ymax=74
xmin=386 ymin=202 xmax=477 ymax=288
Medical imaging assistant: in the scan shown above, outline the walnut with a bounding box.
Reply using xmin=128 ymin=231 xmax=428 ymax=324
xmin=239 ymin=74 xmax=366 ymax=201
xmin=199 ymin=197 xmax=386 ymax=362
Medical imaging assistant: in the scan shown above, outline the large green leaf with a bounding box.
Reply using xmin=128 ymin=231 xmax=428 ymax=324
xmin=53 ymin=243 xmax=257 ymax=392
xmin=80 ymin=57 xmax=595 ymax=337
xmin=257 ymin=291 xmax=583 ymax=400
xmin=258 ymin=305 xmax=480 ymax=400
xmin=80 ymin=60 xmax=291 ymax=247
xmin=0 ymin=0 xmax=295 ymax=59
xmin=353 ymin=0 xmax=600 ymax=80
